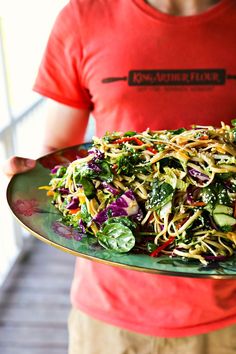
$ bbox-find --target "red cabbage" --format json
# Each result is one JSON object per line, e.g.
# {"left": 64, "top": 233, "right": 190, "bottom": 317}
{"left": 51, "top": 165, "right": 62, "bottom": 174}
{"left": 131, "top": 207, "right": 143, "bottom": 222}
{"left": 88, "top": 148, "right": 104, "bottom": 161}
{"left": 67, "top": 197, "right": 79, "bottom": 210}
{"left": 79, "top": 219, "right": 86, "bottom": 233}
{"left": 101, "top": 182, "right": 120, "bottom": 195}
{"left": 204, "top": 255, "right": 228, "bottom": 262}
{"left": 58, "top": 187, "right": 69, "bottom": 195}
{"left": 93, "top": 190, "right": 140, "bottom": 226}
{"left": 186, "top": 186, "right": 201, "bottom": 204}
{"left": 87, "top": 162, "right": 102, "bottom": 173}
{"left": 188, "top": 168, "right": 210, "bottom": 183}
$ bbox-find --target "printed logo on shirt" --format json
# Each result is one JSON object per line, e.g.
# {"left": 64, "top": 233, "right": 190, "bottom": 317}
{"left": 102, "top": 69, "right": 236, "bottom": 87}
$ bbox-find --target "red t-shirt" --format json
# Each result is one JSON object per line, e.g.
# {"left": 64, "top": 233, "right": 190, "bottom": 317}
{"left": 34, "top": 0, "right": 236, "bottom": 337}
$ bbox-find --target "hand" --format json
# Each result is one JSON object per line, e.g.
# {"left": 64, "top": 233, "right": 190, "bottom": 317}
{"left": 2, "top": 156, "right": 36, "bottom": 178}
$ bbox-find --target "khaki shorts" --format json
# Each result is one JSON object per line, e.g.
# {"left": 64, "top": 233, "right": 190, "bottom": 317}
{"left": 68, "top": 307, "right": 236, "bottom": 354}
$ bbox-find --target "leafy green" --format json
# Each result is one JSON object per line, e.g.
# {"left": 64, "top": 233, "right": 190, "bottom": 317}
{"left": 102, "top": 131, "right": 121, "bottom": 142}
{"left": 55, "top": 166, "right": 67, "bottom": 178}
{"left": 217, "top": 186, "right": 231, "bottom": 205}
{"left": 168, "top": 128, "right": 186, "bottom": 135}
{"left": 78, "top": 165, "right": 97, "bottom": 179}
{"left": 148, "top": 181, "right": 174, "bottom": 210}
{"left": 123, "top": 131, "right": 137, "bottom": 137}
{"left": 201, "top": 185, "right": 218, "bottom": 206}
{"left": 147, "top": 242, "right": 157, "bottom": 253}
{"left": 80, "top": 204, "right": 92, "bottom": 223}
{"left": 73, "top": 160, "right": 113, "bottom": 199}
{"left": 217, "top": 172, "right": 235, "bottom": 181}
{"left": 97, "top": 223, "right": 135, "bottom": 253}
{"left": 59, "top": 215, "right": 79, "bottom": 228}
{"left": 75, "top": 161, "right": 112, "bottom": 182}
{"left": 104, "top": 216, "right": 137, "bottom": 230}
{"left": 79, "top": 177, "right": 96, "bottom": 200}
{"left": 159, "top": 157, "right": 184, "bottom": 172}
{"left": 232, "top": 129, "right": 236, "bottom": 143}
{"left": 221, "top": 225, "right": 233, "bottom": 232}
{"left": 202, "top": 183, "right": 231, "bottom": 207}
{"left": 99, "top": 161, "right": 113, "bottom": 182}
{"left": 117, "top": 151, "right": 140, "bottom": 175}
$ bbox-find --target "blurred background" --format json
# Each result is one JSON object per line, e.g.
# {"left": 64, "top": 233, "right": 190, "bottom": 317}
{"left": 0, "top": 0, "right": 66, "bottom": 286}
{"left": 0, "top": 1, "right": 93, "bottom": 352}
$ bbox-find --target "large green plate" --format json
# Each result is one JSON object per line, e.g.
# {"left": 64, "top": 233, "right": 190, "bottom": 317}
{"left": 7, "top": 144, "right": 236, "bottom": 279}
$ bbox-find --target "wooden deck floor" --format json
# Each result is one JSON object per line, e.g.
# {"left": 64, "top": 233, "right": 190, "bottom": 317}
{"left": 0, "top": 238, "right": 75, "bottom": 354}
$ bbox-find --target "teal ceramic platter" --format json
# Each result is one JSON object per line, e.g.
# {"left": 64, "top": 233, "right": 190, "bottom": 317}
{"left": 7, "top": 144, "right": 236, "bottom": 279}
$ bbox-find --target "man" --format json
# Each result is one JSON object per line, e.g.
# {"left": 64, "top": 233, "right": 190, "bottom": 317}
{"left": 4, "top": 1, "right": 236, "bottom": 353}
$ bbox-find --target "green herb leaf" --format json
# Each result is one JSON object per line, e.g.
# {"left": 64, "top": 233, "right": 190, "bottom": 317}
{"left": 80, "top": 204, "right": 91, "bottom": 223}
{"left": 148, "top": 181, "right": 174, "bottom": 210}
{"left": 168, "top": 128, "right": 186, "bottom": 135}
{"left": 55, "top": 166, "right": 67, "bottom": 178}
{"left": 202, "top": 183, "right": 231, "bottom": 207}
{"left": 99, "top": 161, "right": 113, "bottom": 182}
{"left": 79, "top": 177, "right": 96, "bottom": 200}
{"left": 104, "top": 216, "right": 137, "bottom": 230}
{"left": 221, "top": 225, "right": 233, "bottom": 232}
{"left": 97, "top": 223, "right": 135, "bottom": 253}
{"left": 123, "top": 131, "right": 137, "bottom": 137}
{"left": 147, "top": 242, "right": 157, "bottom": 253}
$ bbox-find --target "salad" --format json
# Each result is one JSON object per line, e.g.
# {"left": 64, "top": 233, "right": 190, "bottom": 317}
{"left": 41, "top": 121, "right": 236, "bottom": 265}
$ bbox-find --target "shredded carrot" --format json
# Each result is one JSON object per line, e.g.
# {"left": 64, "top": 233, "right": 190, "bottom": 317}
{"left": 150, "top": 236, "right": 175, "bottom": 257}
{"left": 191, "top": 201, "right": 206, "bottom": 207}
{"left": 113, "top": 137, "right": 157, "bottom": 154}
{"left": 114, "top": 137, "right": 143, "bottom": 145}
{"left": 199, "top": 135, "right": 209, "bottom": 140}
{"left": 147, "top": 147, "right": 158, "bottom": 154}
{"left": 69, "top": 208, "right": 80, "bottom": 214}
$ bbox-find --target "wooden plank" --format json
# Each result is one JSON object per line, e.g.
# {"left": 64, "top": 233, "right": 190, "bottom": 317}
{"left": 16, "top": 261, "right": 73, "bottom": 274}
{"left": 0, "top": 290, "right": 70, "bottom": 306}
{"left": 0, "top": 325, "right": 68, "bottom": 346}
{"left": 0, "top": 305, "right": 70, "bottom": 325}
{"left": 27, "top": 238, "right": 75, "bottom": 255}
{"left": 0, "top": 301, "right": 70, "bottom": 309}
{"left": 20, "top": 250, "right": 76, "bottom": 265}
{"left": 33, "top": 240, "right": 76, "bottom": 255}
{"left": 19, "top": 240, "right": 76, "bottom": 262}
{"left": 19, "top": 263, "right": 75, "bottom": 277}
{"left": 9, "top": 275, "right": 73, "bottom": 290}
{"left": 3, "top": 284, "right": 71, "bottom": 296}
{"left": 0, "top": 347, "right": 67, "bottom": 354}
{"left": 0, "top": 237, "right": 74, "bottom": 353}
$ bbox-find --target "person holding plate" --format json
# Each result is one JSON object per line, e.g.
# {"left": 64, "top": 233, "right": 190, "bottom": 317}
{"left": 4, "top": 0, "right": 236, "bottom": 353}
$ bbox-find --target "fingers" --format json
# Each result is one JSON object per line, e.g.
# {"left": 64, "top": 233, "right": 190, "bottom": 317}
{"left": 2, "top": 156, "right": 36, "bottom": 178}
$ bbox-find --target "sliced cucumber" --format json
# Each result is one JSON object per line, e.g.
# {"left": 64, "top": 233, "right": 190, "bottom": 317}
{"left": 213, "top": 213, "right": 236, "bottom": 227}
{"left": 160, "top": 201, "right": 172, "bottom": 220}
{"left": 213, "top": 205, "right": 233, "bottom": 216}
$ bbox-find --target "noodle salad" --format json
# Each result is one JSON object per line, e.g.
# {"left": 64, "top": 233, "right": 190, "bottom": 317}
{"left": 41, "top": 121, "right": 236, "bottom": 265}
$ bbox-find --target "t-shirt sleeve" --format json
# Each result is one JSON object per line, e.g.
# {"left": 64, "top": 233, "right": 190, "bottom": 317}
{"left": 33, "top": 1, "right": 92, "bottom": 110}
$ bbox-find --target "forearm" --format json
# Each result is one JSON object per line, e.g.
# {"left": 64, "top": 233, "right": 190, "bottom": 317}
{"left": 3, "top": 100, "right": 91, "bottom": 178}
{"left": 41, "top": 99, "right": 90, "bottom": 154}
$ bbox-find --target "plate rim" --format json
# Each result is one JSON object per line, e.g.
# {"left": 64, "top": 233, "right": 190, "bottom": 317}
{"left": 6, "top": 143, "right": 236, "bottom": 280}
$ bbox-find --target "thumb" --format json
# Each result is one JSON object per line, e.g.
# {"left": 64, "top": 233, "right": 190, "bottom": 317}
{"left": 2, "top": 156, "right": 36, "bottom": 178}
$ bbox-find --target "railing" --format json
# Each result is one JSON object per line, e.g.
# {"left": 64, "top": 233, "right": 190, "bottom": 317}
{"left": 0, "top": 0, "right": 95, "bottom": 286}
{"left": 0, "top": 98, "right": 46, "bottom": 286}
